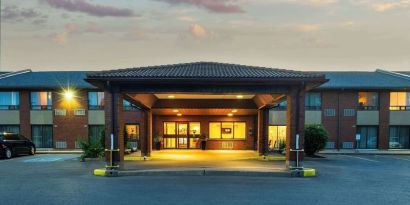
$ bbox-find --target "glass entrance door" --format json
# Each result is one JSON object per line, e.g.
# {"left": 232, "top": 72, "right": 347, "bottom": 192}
{"left": 177, "top": 123, "right": 188, "bottom": 148}
{"left": 163, "top": 121, "right": 200, "bottom": 149}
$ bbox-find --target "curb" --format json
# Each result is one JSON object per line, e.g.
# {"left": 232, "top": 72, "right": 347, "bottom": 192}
{"left": 290, "top": 168, "right": 316, "bottom": 177}
{"left": 93, "top": 168, "right": 290, "bottom": 177}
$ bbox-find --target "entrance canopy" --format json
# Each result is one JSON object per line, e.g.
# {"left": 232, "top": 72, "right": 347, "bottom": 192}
{"left": 85, "top": 62, "right": 327, "bottom": 167}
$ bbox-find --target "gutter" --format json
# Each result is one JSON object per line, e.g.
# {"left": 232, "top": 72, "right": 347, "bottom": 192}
{"left": 376, "top": 69, "right": 410, "bottom": 81}
{"left": 0, "top": 69, "right": 31, "bottom": 80}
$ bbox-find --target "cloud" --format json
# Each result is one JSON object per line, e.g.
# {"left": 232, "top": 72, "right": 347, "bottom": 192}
{"left": 178, "top": 16, "right": 196, "bottom": 22}
{"left": 52, "top": 32, "right": 68, "bottom": 44}
{"left": 295, "top": 24, "right": 321, "bottom": 32}
{"left": 372, "top": 1, "right": 410, "bottom": 12}
{"left": 45, "top": 0, "right": 137, "bottom": 17}
{"left": 156, "top": 0, "right": 244, "bottom": 13}
{"left": 1, "top": 5, "right": 47, "bottom": 23}
{"left": 190, "top": 24, "right": 207, "bottom": 39}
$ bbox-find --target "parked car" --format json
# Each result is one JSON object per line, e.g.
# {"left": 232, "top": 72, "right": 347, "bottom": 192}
{"left": 0, "top": 132, "right": 36, "bottom": 159}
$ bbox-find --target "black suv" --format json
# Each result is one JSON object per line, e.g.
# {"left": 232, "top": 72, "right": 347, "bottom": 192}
{"left": 0, "top": 132, "right": 36, "bottom": 159}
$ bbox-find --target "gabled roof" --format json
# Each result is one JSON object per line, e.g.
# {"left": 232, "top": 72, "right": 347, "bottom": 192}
{"left": 86, "top": 62, "right": 324, "bottom": 80}
{"left": 318, "top": 70, "right": 410, "bottom": 90}
{"left": 0, "top": 71, "right": 97, "bottom": 90}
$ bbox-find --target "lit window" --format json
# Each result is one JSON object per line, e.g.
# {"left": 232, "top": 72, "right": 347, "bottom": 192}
{"left": 209, "top": 123, "right": 221, "bottom": 139}
{"left": 390, "top": 92, "right": 410, "bottom": 110}
{"left": 358, "top": 92, "right": 379, "bottom": 110}
{"left": 209, "top": 122, "right": 246, "bottom": 140}
{"left": 0, "top": 92, "right": 19, "bottom": 110}
{"left": 88, "top": 92, "right": 105, "bottom": 110}
{"left": 189, "top": 122, "right": 200, "bottom": 135}
{"left": 31, "top": 92, "right": 52, "bottom": 110}
{"left": 164, "top": 122, "right": 176, "bottom": 135}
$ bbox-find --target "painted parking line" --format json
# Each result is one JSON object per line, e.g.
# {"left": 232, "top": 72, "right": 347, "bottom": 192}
{"left": 341, "top": 155, "right": 380, "bottom": 162}
{"left": 23, "top": 157, "right": 63, "bottom": 163}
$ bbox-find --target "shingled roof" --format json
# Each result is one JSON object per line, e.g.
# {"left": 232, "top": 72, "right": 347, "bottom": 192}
{"left": 86, "top": 62, "right": 324, "bottom": 80}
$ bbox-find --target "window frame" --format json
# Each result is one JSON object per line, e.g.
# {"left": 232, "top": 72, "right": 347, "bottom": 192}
{"left": 389, "top": 92, "right": 410, "bottom": 111}
{"left": 305, "top": 92, "right": 322, "bottom": 111}
{"left": 30, "top": 91, "right": 52, "bottom": 110}
{"left": 357, "top": 91, "right": 379, "bottom": 111}
{"left": 88, "top": 91, "right": 105, "bottom": 110}
{"left": 208, "top": 121, "right": 246, "bottom": 140}
{"left": 389, "top": 126, "right": 410, "bottom": 149}
{"left": 0, "top": 91, "right": 20, "bottom": 110}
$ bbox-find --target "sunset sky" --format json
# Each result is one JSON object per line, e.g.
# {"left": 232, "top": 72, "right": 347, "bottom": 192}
{"left": 1, "top": 0, "right": 410, "bottom": 71}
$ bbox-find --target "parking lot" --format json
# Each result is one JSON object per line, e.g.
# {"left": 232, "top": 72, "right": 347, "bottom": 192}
{"left": 1, "top": 154, "right": 409, "bottom": 205}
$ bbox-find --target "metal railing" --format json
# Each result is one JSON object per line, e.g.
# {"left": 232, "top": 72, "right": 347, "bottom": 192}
{"left": 0, "top": 105, "right": 19, "bottom": 110}
{"left": 389, "top": 106, "right": 410, "bottom": 111}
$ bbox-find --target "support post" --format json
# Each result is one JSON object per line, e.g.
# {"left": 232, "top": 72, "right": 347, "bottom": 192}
{"left": 141, "top": 109, "right": 152, "bottom": 157}
{"left": 257, "top": 107, "right": 269, "bottom": 156}
{"left": 286, "top": 86, "right": 306, "bottom": 168}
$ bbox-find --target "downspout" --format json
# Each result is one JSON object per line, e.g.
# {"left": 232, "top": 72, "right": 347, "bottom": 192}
{"left": 336, "top": 89, "right": 341, "bottom": 150}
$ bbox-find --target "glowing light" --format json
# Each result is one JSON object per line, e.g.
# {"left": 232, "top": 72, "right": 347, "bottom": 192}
{"left": 63, "top": 89, "right": 74, "bottom": 100}
{"left": 177, "top": 113, "right": 182, "bottom": 116}
{"left": 172, "top": 109, "right": 179, "bottom": 113}
{"left": 236, "top": 95, "right": 243, "bottom": 99}
{"left": 168, "top": 95, "right": 175, "bottom": 99}
{"left": 232, "top": 109, "right": 238, "bottom": 113}
{"left": 227, "top": 113, "right": 233, "bottom": 117}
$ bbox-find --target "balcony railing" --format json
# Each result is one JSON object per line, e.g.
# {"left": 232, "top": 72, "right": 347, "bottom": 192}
{"left": 0, "top": 105, "right": 19, "bottom": 110}
{"left": 305, "top": 106, "right": 321, "bottom": 111}
{"left": 88, "top": 105, "right": 104, "bottom": 110}
{"left": 389, "top": 106, "right": 410, "bottom": 111}
{"left": 357, "top": 105, "right": 379, "bottom": 111}
{"left": 31, "top": 105, "right": 52, "bottom": 110}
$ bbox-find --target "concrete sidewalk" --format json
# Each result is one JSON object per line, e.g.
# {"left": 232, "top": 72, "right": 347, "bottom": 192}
{"left": 319, "top": 149, "right": 410, "bottom": 155}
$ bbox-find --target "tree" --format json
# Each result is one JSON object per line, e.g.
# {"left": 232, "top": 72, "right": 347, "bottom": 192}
{"left": 304, "top": 124, "right": 329, "bottom": 156}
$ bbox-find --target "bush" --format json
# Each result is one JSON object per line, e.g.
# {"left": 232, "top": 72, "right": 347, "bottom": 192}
{"left": 79, "top": 130, "right": 105, "bottom": 160}
{"left": 304, "top": 124, "right": 329, "bottom": 156}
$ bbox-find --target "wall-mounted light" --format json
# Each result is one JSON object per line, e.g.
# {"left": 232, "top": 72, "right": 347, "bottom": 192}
{"left": 63, "top": 90, "right": 74, "bottom": 101}
{"left": 227, "top": 113, "right": 233, "bottom": 117}
{"left": 177, "top": 113, "right": 182, "bottom": 116}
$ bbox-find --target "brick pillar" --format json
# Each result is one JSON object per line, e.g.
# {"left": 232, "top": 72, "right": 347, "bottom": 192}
{"left": 20, "top": 91, "right": 31, "bottom": 138}
{"left": 286, "top": 87, "right": 305, "bottom": 168}
{"left": 104, "top": 89, "right": 123, "bottom": 166}
{"left": 257, "top": 108, "right": 269, "bottom": 156}
{"left": 141, "top": 109, "right": 152, "bottom": 157}
{"left": 379, "top": 91, "right": 390, "bottom": 149}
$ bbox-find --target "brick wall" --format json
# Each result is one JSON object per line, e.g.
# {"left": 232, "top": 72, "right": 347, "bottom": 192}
{"left": 53, "top": 90, "right": 88, "bottom": 149}
{"left": 19, "top": 91, "right": 31, "bottom": 138}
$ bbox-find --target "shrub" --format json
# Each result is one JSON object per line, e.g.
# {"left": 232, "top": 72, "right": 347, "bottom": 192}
{"left": 304, "top": 124, "right": 329, "bottom": 156}
{"left": 79, "top": 130, "right": 105, "bottom": 160}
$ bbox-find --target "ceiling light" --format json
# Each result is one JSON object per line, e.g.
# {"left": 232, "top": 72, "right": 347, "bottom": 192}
{"left": 236, "top": 95, "right": 243, "bottom": 99}
{"left": 168, "top": 95, "right": 175, "bottom": 99}
{"left": 232, "top": 109, "right": 238, "bottom": 113}
{"left": 227, "top": 113, "right": 233, "bottom": 117}
{"left": 172, "top": 109, "right": 179, "bottom": 113}
{"left": 177, "top": 113, "right": 182, "bottom": 116}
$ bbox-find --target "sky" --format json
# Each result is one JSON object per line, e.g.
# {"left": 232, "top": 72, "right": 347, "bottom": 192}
{"left": 1, "top": 0, "right": 410, "bottom": 72}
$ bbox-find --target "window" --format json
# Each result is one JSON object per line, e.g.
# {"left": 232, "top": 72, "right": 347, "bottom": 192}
{"left": 32, "top": 125, "right": 53, "bottom": 148}
{"left": 88, "top": 125, "right": 105, "bottom": 142}
{"left": 125, "top": 124, "right": 139, "bottom": 141}
{"left": 305, "top": 92, "right": 321, "bottom": 110}
{"left": 358, "top": 92, "right": 379, "bottom": 110}
{"left": 123, "top": 99, "right": 140, "bottom": 111}
{"left": 0, "top": 92, "right": 19, "bottom": 110}
{"left": 31, "top": 92, "right": 52, "bottom": 110}
{"left": 88, "top": 92, "right": 105, "bottom": 110}
{"left": 0, "top": 125, "right": 20, "bottom": 134}
{"left": 357, "top": 126, "right": 378, "bottom": 149}
{"left": 209, "top": 122, "right": 246, "bottom": 140}
{"left": 268, "top": 126, "right": 286, "bottom": 150}
{"left": 389, "top": 126, "right": 410, "bottom": 149}
{"left": 390, "top": 92, "right": 410, "bottom": 110}
{"left": 164, "top": 122, "right": 176, "bottom": 135}
{"left": 273, "top": 101, "right": 287, "bottom": 111}
{"left": 189, "top": 122, "right": 200, "bottom": 135}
